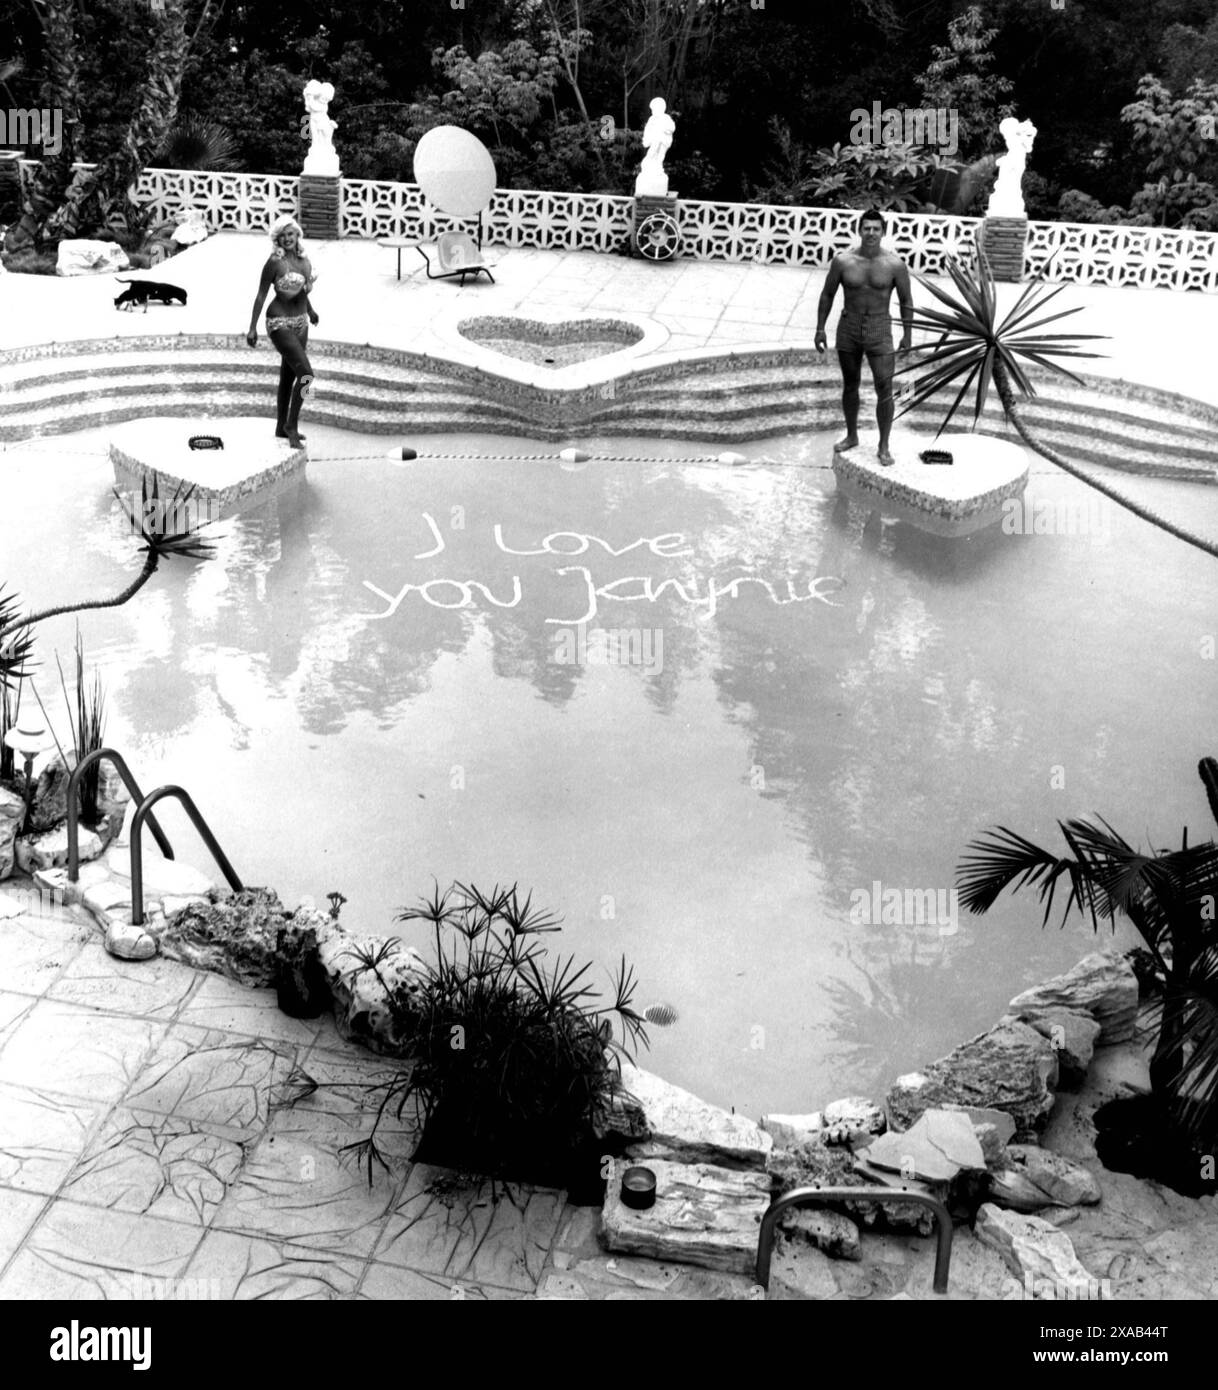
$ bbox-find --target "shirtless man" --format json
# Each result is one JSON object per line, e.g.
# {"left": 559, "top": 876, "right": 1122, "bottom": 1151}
{"left": 814, "top": 209, "right": 913, "bottom": 466}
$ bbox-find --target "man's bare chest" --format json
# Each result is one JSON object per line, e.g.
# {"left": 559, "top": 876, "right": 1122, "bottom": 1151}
{"left": 840, "top": 257, "right": 896, "bottom": 290}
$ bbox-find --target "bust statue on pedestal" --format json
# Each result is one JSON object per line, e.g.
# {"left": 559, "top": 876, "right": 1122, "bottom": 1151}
{"left": 302, "top": 79, "right": 340, "bottom": 177}
{"left": 634, "top": 98, "right": 676, "bottom": 198}
{"left": 986, "top": 117, "right": 1037, "bottom": 219}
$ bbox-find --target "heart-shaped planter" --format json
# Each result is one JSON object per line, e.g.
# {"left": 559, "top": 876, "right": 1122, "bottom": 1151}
{"left": 456, "top": 315, "right": 645, "bottom": 369}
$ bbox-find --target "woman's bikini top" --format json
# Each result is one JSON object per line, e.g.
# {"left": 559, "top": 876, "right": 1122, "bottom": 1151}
{"left": 269, "top": 253, "right": 314, "bottom": 298}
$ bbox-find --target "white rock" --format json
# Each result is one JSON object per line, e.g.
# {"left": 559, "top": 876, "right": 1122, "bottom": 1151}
{"left": 317, "top": 921, "right": 428, "bottom": 1054}
{"left": 83, "top": 877, "right": 137, "bottom": 916}
{"left": 864, "top": 1108, "right": 986, "bottom": 1182}
{"left": 104, "top": 920, "right": 158, "bottom": 961}
{"left": 104, "top": 846, "right": 214, "bottom": 898}
{"left": 0, "top": 890, "right": 25, "bottom": 918}
{"left": 975, "top": 1203, "right": 1098, "bottom": 1295}
{"left": 987, "top": 1145, "right": 1102, "bottom": 1211}
{"left": 17, "top": 824, "right": 104, "bottom": 874}
{"left": 761, "top": 1112, "right": 824, "bottom": 1147}
{"left": 619, "top": 1061, "right": 772, "bottom": 1170}
{"left": 1008, "top": 951, "right": 1138, "bottom": 1045}
{"left": 56, "top": 239, "right": 130, "bottom": 276}
{"left": 823, "top": 1096, "right": 886, "bottom": 1135}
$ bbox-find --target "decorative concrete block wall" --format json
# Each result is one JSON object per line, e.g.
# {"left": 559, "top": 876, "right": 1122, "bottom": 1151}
{"left": 18, "top": 161, "right": 1218, "bottom": 293}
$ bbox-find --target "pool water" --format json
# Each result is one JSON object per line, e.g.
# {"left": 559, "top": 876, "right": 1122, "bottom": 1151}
{"left": 10, "top": 424, "right": 1215, "bottom": 1118}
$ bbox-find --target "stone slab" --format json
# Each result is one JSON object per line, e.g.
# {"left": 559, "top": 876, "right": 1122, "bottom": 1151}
{"left": 1008, "top": 951, "right": 1138, "bottom": 1045}
{"left": 109, "top": 416, "right": 307, "bottom": 513}
{"left": 975, "top": 1203, "right": 1099, "bottom": 1295}
{"left": 619, "top": 1061, "right": 772, "bottom": 1170}
{"left": 601, "top": 1157, "right": 771, "bottom": 1276}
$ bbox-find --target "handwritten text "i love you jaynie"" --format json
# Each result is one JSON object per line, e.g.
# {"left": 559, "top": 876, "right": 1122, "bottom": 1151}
{"left": 362, "top": 515, "right": 844, "bottom": 625}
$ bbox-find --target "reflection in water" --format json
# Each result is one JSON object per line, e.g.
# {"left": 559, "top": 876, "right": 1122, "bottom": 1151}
{"left": 9, "top": 428, "right": 1207, "bottom": 1115}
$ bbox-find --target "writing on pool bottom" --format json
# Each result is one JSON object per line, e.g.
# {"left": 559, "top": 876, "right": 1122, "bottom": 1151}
{"left": 49, "top": 1321, "right": 151, "bottom": 1372}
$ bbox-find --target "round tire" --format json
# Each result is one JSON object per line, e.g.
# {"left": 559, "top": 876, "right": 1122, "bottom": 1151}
{"left": 634, "top": 211, "right": 679, "bottom": 262}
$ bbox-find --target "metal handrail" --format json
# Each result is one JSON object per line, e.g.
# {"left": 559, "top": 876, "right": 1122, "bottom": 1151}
{"left": 66, "top": 747, "right": 174, "bottom": 881}
{"left": 756, "top": 1185, "right": 954, "bottom": 1295}
{"left": 130, "top": 786, "right": 243, "bottom": 926}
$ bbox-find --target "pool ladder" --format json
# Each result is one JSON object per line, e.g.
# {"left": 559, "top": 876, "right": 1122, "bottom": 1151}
{"left": 756, "top": 1185, "right": 954, "bottom": 1296}
{"left": 65, "top": 748, "right": 243, "bottom": 925}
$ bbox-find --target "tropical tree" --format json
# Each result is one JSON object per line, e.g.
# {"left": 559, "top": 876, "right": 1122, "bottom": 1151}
{"left": 915, "top": 3, "right": 1015, "bottom": 161}
{"left": 3, "top": 0, "right": 82, "bottom": 253}
{"left": 4, "top": 0, "right": 209, "bottom": 252}
{"left": 44, "top": 0, "right": 190, "bottom": 242}
{"left": 957, "top": 759, "right": 1218, "bottom": 1150}
{"left": 0, "top": 474, "right": 216, "bottom": 647}
{"left": 894, "top": 252, "right": 1218, "bottom": 561}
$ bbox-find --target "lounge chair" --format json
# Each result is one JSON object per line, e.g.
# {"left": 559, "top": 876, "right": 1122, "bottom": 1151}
{"left": 416, "top": 231, "right": 495, "bottom": 286}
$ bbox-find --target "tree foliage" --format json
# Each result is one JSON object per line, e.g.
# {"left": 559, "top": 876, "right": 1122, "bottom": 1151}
{"left": 3, "top": 1, "right": 1218, "bottom": 226}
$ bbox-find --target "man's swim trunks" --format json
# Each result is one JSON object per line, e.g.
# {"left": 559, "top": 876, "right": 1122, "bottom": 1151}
{"left": 835, "top": 310, "right": 894, "bottom": 355}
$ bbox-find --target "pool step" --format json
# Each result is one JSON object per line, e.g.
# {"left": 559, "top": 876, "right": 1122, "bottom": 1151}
{"left": 0, "top": 338, "right": 1214, "bottom": 475}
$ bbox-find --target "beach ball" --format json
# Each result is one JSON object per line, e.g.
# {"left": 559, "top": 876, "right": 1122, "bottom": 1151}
{"left": 413, "top": 127, "right": 497, "bottom": 218}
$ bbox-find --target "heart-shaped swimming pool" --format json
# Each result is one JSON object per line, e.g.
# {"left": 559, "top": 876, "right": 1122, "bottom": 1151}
{"left": 457, "top": 315, "right": 645, "bottom": 368}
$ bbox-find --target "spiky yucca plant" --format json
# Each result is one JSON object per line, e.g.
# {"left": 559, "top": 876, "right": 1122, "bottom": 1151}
{"left": 896, "top": 250, "right": 1218, "bottom": 559}
{"left": 0, "top": 472, "right": 216, "bottom": 645}
{"left": 957, "top": 760, "right": 1218, "bottom": 1150}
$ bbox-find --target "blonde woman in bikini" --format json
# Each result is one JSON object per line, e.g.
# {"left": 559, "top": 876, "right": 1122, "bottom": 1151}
{"left": 246, "top": 215, "right": 319, "bottom": 447}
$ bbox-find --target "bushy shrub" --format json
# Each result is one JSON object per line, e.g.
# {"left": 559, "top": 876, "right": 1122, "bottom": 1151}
{"left": 343, "top": 882, "right": 648, "bottom": 1187}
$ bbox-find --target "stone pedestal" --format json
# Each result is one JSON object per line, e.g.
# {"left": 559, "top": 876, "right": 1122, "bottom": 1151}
{"left": 298, "top": 175, "right": 340, "bottom": 240}
{"left": 110, "top": 417, "right": 307, "bottom": 517}
{"left": 831, "top": 428, "right": 1030, "bottom": 537}
{"left": 632, "top": 194, "right": 680, "bottom": 261}
{"left": 981, "top": 217, "right": 1028, "bottom": 282}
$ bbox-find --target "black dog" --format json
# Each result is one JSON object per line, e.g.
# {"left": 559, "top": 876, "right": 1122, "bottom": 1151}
{"left": 114, "top": 279, "right": 188, "bottom": 312}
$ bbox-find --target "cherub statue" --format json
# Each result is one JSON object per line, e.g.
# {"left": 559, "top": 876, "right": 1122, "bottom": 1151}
{"left": 634, "top": 97, "right": 676, "bottom": 198}
{"left": 986, "top": 117, "right": 1037, "bottom": 219}
{"left": 302, "top": 79, "right": 339, "bottom": 177}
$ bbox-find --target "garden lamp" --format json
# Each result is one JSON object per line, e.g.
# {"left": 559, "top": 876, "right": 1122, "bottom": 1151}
{"left": 3, "top": 723, "right": 55, "bottom": 835}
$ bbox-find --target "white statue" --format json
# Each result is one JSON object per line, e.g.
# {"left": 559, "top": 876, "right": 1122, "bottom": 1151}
{"left": 634, "top": 97, "right": 676, "bottom": 198}
{"left": 302, "top": 79, "right": 340, "bottom": 177}
{"left": 986, "top": 116, "right": 1037, "bottom": 219}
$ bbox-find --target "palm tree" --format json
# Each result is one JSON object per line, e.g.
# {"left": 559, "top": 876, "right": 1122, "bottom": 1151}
{"left": 5, "top": 0, "right": 204, "bottom": 252}
{"left": 896, "top": 251, "right": 1218, "bottom": 560}
{"left": 45, "top": 0, "right": 190, "bottom": 242}
{"left": 2, "top": 0, "right": 81, "bottom": 254}
{"left": 956, "top": 759, "right": 1218, "bottom": 1150}
{"left": 0, "top": 473, "right": 215, "bottom": 644}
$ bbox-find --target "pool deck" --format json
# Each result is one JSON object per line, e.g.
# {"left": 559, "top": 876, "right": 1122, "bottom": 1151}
{"left": 2, "top": 236, "right": 1218, "bottom": 1300}
{"left": 3, "top": 232, "right": 1217, "bottom": 408}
